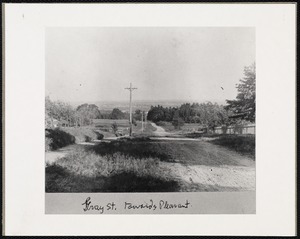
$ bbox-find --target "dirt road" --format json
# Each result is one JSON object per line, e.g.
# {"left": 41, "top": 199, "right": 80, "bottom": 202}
{"left": 150, "top": 122, "right": 170, "bottom": 136}
{"left": 46, "top": 125, "right": 255, "bottom": 191}
{"left": 161, "top": 162, "right": 255, "bottom": 191}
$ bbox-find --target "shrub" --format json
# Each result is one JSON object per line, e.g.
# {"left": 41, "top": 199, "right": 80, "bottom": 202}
{"left": 221, "top": 125, "right": 228, "bottom": 134}
{"left": 85, "top": 135, "right": 92, "bottom": 142}
{"left": 45, "top": 128, "right": 76, "bottom": 150}
{"left": 94, "top": 131, "right": 104, "bottom": 140}
{"left": 156, "top": 121, "right": 167, "bottom": 126}
{"left": 233, "top": 124, "right": 243, "bottom": 134}
{"left": 62, "top": 126, "right": 100, "bottom": 143}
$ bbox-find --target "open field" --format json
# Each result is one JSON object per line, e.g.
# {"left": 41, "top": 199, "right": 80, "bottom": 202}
{"left": 86, "top": 138, "right": 254, "bottom": 166}
{"left": 93, "top": 119, "right": 130, "bottom": 127}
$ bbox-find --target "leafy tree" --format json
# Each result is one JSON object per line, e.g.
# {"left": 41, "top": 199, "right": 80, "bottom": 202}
{"left": 225, "top": 63, "right": 256, "bottom": 122}
{"left": 133, "top": 109, "right": 142, "bottom": 121}
{"left": 110, "top": 108, "right": 125, "bottom": 120}
{"left": 172, "top": 110, "right": 185, "bottom": 129}
{"left": 45, "top": 97, "right": 76, "bottom": 128}
{"left": 76, "top": 103, "right": 101, "bottom": 126}
{"left": 147, "top": 102, "right": 230, "bottom": 127}
{"left": 179, "top": 103, "right": 196, "bottom": 123}
{"left": 147, "top": 105, "right": 175, "bottom": 123}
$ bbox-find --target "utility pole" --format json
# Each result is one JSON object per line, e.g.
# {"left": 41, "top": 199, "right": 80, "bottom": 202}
{"left": 141, "top": 111, "right": 144, "bottom": 132}
{"left": 125, "top": 83, "right": 137, "bottom": 136}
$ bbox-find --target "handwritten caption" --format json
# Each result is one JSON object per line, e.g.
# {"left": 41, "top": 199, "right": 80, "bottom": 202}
{"left": 82, "top": 197, "right": 191, "bottom": 213}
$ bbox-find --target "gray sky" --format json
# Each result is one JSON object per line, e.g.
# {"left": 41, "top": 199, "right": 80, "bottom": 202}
{"left": 46, "top": 27, "right": 255, "bottom": 104}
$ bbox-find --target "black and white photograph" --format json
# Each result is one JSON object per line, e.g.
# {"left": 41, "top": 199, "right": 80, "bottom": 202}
{"left": 45, "top": 27, "right": 256, "bottom": 195}
{"left": 4, "top": 3, "right": 296, "bottom": 236}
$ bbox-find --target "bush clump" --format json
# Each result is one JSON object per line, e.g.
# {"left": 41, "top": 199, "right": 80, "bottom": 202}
{"left": 95, "top": 131, "right": 104, "bottom": 140}
{"left": 45, "top": 128, "right": 76, "bottom": 151}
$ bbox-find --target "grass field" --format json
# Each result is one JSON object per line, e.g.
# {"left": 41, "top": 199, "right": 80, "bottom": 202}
{"left": 93, "top": 119, "right": 130, "bottom": 127}
{"left": 156, "top": 121, "right": 203, "bottom": 133}
{"left": 209, "top": 135, "right": 255, "bottom": 159}
{"left": 87, "top": 138, "right": 254, "bottom": 166}
{"left": 185, "top": 133, "right": 255, "bottom": 159}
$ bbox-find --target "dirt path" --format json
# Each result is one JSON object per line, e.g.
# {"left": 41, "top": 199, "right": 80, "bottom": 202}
{"left": 150, "top": 122, "right": 170, "bottom": 136}
{"left": 148, "top": 131, "right": 255, "bottom": 191}
{"left": 45, "top": 143, "right": 97, "bottom": 164}
{"left": 45, "top": 144, "right": 77, "bottom": 164}
{"left": 150, "top": 137, "right": 201, "bottom": 141}
{"left": 160, "top": 162, "right": 255, "bottom": 191}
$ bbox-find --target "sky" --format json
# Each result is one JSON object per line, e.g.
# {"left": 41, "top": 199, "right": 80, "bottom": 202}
{"left": 46, "top": 27, "right": 255, "bottom": 104}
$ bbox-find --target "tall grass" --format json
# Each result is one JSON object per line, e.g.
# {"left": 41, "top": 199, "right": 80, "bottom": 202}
{"left": 88, "top": 139, "right": 175, "bottom": 162}
{"left": 210, "top": 135, "right": 255, "bottom": 159}
{"left": 55, "top": 148, "right": 165, "bottom": 178}
{"left": 46, "top": 148, "right": 178, "bottom": 192}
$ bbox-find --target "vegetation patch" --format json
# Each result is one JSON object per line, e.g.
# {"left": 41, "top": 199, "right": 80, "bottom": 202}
{"left": 209, "top": 135, "right": 255, "bottom": 159}
{"left": 184, "top": 132, "right": 225, "bottom": 138}
{"left": 46, "top": 148, "right": 178, "bottom": 192}
{"left": 62, "top": 126, "right": 103, "bottom": 143}
{"left": 45, "top": 126, "right": 106, "bottom": 151}
{"left": 87, "top": 139, "right": 254, "bottom": 166}
{"left": 45, "top": 128, "right": 76, "bottom": 151}
{"left": 89, "top": 139, "right": 174, "bottom": 162}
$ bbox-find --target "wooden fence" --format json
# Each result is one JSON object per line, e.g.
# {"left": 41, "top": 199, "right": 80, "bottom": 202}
{"left": 214, "top": 124, "right": 255, "bottom": 135}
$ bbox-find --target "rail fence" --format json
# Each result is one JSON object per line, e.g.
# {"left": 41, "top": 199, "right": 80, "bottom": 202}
{"left": 214, "top": 124, "right": 255, "bottom": 135}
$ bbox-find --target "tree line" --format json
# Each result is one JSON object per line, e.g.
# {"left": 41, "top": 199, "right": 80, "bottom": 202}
{"left": 46, "top": 98, "right": 100, "bottom": 128}
{"left": 45, "top": 98, "right": 136, "bottom": 128}
{"left": 46, "top": 63, "right": 255, "bottom": 129}
{"left": 147, "top": 63, "right": 256, "bottom": 129}
{"left": 147, "top": 102, "right": 231, "bottom": 129}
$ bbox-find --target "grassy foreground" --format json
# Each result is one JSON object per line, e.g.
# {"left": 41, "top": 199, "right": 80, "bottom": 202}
{"left": 46, "top": 137, "right": 255, "bottom": 192}
{"left": 185, "top": 133, "right": 255, "bottom": 159}
{"left": 86, "top": 137, "right": 254, "bottom": 166}
{"left": 46, "top": 148, "right": 178, "bottom": 192}
{"left": 210, "top": 135, "right": 255, "bottom": 159}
